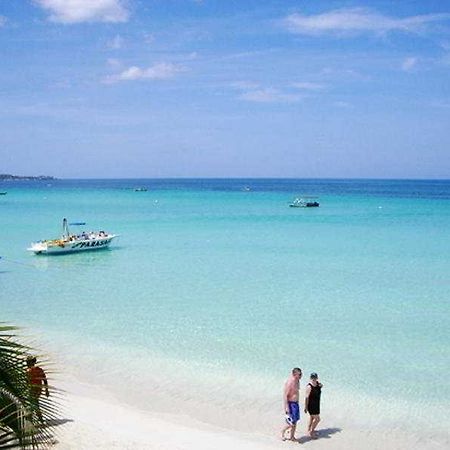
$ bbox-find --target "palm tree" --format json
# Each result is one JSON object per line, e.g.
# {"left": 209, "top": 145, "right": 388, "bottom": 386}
{"left": 0, "top": 324, "right": 60, "bottom": 448}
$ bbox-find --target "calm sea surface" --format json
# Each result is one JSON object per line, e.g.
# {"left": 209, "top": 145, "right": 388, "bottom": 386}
{"left": 1, "top": 179, "right": 449, "bottom": 437}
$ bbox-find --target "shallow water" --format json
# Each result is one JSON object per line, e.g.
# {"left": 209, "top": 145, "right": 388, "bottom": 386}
{"left": 1, "top": 179, "right": 449, "bottom": 437}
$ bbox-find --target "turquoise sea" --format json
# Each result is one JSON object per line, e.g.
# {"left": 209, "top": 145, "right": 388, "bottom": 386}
{"left": 1, "top": 179, "right": 449, "bottom": 440}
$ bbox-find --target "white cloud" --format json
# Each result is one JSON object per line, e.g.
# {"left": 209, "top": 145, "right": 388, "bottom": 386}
{"left": 401, "top": 57, "right": 418, "bottom": 71}
{"left": 35, "top": 0, "right": 129, "bottom": 24}
{"left": 291, "top": 82, "right": 326, "bottom": 90}
{"left": 0, "top": 16, "right": 6, "bottom": 27}
{"left": 285, "top": 7, "right": 450, "bottom": 36}
{"left": 104, "top": 62, "right": 186, "bottom": 83}
{"left": 239, "top": 88, "right": 300, "bottom": 103}
{"left": 232, "top": 82, "right": 305, "bottom": 103}
{"left": 107, "top": 35, "right": 124, "bottom": 49}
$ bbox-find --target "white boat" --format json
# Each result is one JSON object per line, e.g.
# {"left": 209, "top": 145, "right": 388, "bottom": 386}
{"left": 289, "top": 197, "right": 320, "bottom": 208}
{"left": 28, "top": 218, "right": 117, "bottom": 255}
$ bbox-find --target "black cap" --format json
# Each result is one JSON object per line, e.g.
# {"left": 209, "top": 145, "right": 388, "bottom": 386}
{"left": 310, "top": 372, "right": 318, "bottom": 379}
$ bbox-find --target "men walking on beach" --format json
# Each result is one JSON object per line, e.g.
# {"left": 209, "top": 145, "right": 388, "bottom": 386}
{"left": 26, "top": 356, "right": 49, "bottom": 421}
{"left": 281, "top": 367, "right": 302, "bottom": 441}
{"left": 304, "top": 372, "right": 322, "bottom": 438}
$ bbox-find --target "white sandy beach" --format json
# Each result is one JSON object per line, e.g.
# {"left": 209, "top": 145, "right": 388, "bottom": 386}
{"left": 53, "top": 377, "right": 447, "bottom": 450}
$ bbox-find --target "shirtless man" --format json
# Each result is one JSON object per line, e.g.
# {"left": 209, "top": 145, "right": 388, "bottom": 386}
{"left": 281, "top": 367, "right": 302, "bottom": 441}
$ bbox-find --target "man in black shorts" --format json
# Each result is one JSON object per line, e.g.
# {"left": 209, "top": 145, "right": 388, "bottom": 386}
{"left": 304, "top": 372, "right": 322, "bottom": 438}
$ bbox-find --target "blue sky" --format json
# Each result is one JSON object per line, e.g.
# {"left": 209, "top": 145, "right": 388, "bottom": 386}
{"left": 1, "top": 0, "right": 449, "bottom": 178}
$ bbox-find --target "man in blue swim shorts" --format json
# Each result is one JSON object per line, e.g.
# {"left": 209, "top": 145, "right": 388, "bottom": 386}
{"left": 281, "top": 367, "right": 302, "bottom": 441}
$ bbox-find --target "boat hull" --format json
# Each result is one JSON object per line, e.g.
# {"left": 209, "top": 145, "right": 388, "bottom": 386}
{"left": 28, "top": 235, "right": 117, "bottom": 255}
{"left": 289, "top": 202, "right": 320, "bottom": 208}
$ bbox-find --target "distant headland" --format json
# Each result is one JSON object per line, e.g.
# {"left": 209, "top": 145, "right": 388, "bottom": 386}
{"left": 0, "top": 174, "right": 56, "bottom": 180}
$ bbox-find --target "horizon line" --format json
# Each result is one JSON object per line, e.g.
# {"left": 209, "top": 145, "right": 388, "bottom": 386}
{"left": 43, "top": 176, "right": 450, "bottom": 181}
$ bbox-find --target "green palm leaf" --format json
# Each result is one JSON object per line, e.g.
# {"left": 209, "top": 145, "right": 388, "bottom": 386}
{"left": 0, "top": 323, "right": 62, "bottom": 448}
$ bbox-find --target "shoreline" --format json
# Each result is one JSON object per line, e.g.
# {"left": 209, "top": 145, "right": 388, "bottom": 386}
{"left": 21, "top": 329, "right": 449, "bottom": 450}
{"left": 9, "top": 325, "right": 450, "bottom": 450}
{"left": 47, "top": 360, "right": 448, "bottom": 450}
{"left": 43, "top": 330, "right": 448, "bottom": 434}
{"left": 54, "top": 375, "right": 447, "bottom": 450}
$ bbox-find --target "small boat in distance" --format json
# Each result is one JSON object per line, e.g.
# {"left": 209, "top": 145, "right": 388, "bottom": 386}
{"left": 289, "top": 197, "right": 320, "bottom": 208}
{"left": 134, "top": 187, "right": 148, "bottom": 192}
{"left": 28, "top": 218, "right": 117, "bottom": 255}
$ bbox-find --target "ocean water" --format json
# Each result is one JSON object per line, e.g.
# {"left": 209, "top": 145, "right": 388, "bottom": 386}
{"left": 1, "top": 179, "right": 449, "bottom": 439}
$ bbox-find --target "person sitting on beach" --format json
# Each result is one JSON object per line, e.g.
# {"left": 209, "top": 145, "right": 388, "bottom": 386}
{"left": 26, "top": 356, "right": 49, "bottom": 420}
{"left": 304, "top": 372, "right": 322, "bottom": 438}
{"left": 281, "top": 367, "right": 302, "bottom": 441}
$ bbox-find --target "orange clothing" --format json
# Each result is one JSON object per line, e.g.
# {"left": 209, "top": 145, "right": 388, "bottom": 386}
{"left": 27, "top": 366, "right": 46, "bottom": 397}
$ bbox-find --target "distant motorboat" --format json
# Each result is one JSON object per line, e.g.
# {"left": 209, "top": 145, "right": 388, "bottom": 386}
{"left": 28, "top": 218, "right": 117, "bottom": 255}
{"left": 134, "top": 187, "right": 148, "bottom": 192}
{"left": 289, "top": 197, "right": 320, "bottom": 208}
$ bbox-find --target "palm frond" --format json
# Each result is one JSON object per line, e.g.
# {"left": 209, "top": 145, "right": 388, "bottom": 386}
{"left": 0, "top": 324, "right": 62, "bottom": 449}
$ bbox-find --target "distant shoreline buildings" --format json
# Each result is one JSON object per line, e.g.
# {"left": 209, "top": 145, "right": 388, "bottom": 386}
{"left": 0, "top": 174, "right": 56, "bottom": 180}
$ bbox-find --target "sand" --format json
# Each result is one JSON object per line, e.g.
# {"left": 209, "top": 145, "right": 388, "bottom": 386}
{"left": 53, "top": 377, "right": 447, "bottom": 450}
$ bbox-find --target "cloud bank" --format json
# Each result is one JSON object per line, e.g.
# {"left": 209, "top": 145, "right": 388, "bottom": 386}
{"left": 35, "top": 0, "right": 129, "bottom": 23}
{"left": 285, "top": 7, "right": 450, "bottom": 36}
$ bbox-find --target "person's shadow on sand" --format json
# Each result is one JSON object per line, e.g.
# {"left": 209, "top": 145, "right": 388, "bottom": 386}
{"left": 295, "top": 427, "right": 342, "bottom": 444}
{"left": 45, "top": 418, "right": 74, "bottom": 427}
